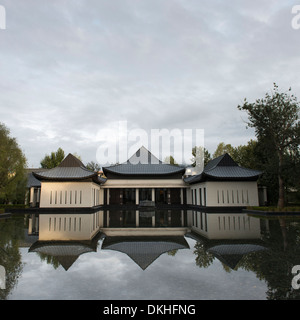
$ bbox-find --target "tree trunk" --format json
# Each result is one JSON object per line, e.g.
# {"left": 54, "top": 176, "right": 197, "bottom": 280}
{"left": 277, "top": 152, "right": 285, "bottom": 209}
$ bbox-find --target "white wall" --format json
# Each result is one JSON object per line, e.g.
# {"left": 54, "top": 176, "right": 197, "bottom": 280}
{"left": 40, "top": 181, "right": 102, "bottom": 208}
{"left": 38, "top": 211, "right": 103, "bottom": 240}
{"left": 189, "top": 211, "right": 261, "bottom": 239}
{"left": 189, "top": 181, "right": 259, "bottom": 206}
{"left": 102, "top": 178, "right": 187, "bottom": 188}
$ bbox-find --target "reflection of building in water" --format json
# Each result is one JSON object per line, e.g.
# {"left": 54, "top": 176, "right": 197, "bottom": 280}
{"left": 188, "top": 211, "right": 261, "bottom": 239}
{"left": 28, "top": 212, "right": 103, "bottom": 270}
{"left": 34, "top": 211, "right": 102, "bottom": 241}
{"left": 188, "top": 211, "right": 267, "bottom": 270}
{"left": 28, "top": 210, "right": 190, "bottom": 271}
{"left": 103, "top": 209, "right": 186, "bottom": 229}
{"left": 102, "top": 236, "right": 189, "bottom": 270}
{"left": 29, "top": 237, "right": 100, "bottom": 271}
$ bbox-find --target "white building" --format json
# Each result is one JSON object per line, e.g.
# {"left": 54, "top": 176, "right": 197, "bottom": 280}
{"left": 184, "top": 153, "right": 261, "bottom": 207}
{"left": 33, "top": 153, "right": 106, "bottom": 208}
{"left": 33, "top": 148, "right": 262, "bottom": 209}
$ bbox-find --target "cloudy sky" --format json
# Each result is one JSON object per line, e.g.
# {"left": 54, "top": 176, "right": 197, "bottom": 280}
{"left": 0, "top": 0, "right": 299, "bottom": 167}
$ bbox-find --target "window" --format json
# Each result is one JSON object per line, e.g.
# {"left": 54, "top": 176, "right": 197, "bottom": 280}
{"left": 199, "top": 188, "right": 202, "bottom": 206}
{"left": 50, "top": 191, "right": 52, "bottom": 205}
{"left": 70, "top": 191, "right": 72, "bottom": 204}
{"left": 80, "top": 190, "right": 82, "bottom": 204}
{"left": 75, "top": 190, "right": 77, "bottom": 204}
{"left": 217, "top": 190, "right": 219, "bottom": 204}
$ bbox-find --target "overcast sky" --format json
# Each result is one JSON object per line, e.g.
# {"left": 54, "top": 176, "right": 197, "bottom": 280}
{"left": 0, "top": 0, "right": 299, "bottom": 167}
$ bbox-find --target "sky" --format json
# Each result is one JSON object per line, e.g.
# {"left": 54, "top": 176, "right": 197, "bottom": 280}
{"left": 0, "top": 0, "right": 299, "bottom": 167}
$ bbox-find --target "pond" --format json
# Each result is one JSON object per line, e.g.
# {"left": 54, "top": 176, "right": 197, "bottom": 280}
{"left": 0, "top": 209, "right": 300, "bottom": 300}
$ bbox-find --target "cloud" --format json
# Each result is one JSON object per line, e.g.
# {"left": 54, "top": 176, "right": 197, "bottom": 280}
{"left": 0, "top": 0, "right": 298, "bottom": 166}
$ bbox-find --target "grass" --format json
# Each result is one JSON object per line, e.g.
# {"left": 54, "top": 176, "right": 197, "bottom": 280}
{"left": 247, "top": 206, "right": 300, "bottom": 212}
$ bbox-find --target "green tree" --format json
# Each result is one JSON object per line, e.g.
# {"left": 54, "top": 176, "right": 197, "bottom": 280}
{"left": 164, "top": 155, "right": 178, "bottom": 165}
{"left": 86, "top": 161, "right": 101, "bottom": 172}
{"left": 213, "top": 142, "right": 236, "bottom": 159}
{"left": 0, "top": 123, "right": 27, "bottom": 204}
{"left": 238, "top": 83, "right": 300, "bottom": 208}
{"left": 40, "top": 148, "right": 65, "bottom": 169}
{"left": 191, "top": 146, "right": 211, "bottom": 167}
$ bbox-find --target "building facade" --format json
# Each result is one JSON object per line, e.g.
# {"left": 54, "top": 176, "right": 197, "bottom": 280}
{"left": 33, "top": 148, "right": 262, "bottom": 209}
{"left": 33, "top": 153, "right": 106, "bottom": 208}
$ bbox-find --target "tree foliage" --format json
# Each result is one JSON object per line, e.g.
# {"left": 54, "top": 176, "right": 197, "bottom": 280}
{"left": 0, "top": 123, "right": 27, "bottom": 204}
{"left": 40, "top": 148, "right": 65, "bottom": 169}
{"left": 86, "top": 161, "right": 101, "bottom": 172}
{"left": 238, "top": 83, "right": 300, "bottom": 208}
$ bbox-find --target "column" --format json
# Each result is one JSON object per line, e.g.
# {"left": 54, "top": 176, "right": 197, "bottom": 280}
{"left": 107, "top": 188, "right": 110, "bottom": 205}
{"left": 136, "top": 210, "right": 139, "bottom": 227}
{"left": 135, "top": 188, "right": 139, "bottom": 205}
{"left": 180, "top": 188, "right": 184, "bottom": 205}
{"left": 152, "top": 188, "right": 155, "bottom": 203}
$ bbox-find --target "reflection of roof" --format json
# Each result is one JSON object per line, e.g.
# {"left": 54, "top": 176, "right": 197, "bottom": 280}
{"left": 208, "top": 244, "right": 267, "bottom": 270}
{"left": 184, "top": 153, "right": 262, "bottom": 184}
{"left": 102, "top": 236, "right": 190, "bottom": 270}
{"left": 103, "top": 147, "right": 185, "bottom": 177}
{"left": 29, "top": 238, "right": 99, "bottom": 270}
{"left": 33, "top": 154, "right": 106, "bottom": 184}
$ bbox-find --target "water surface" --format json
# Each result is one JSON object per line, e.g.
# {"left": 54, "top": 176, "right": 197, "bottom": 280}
{"left": 1, "top": 209, "right": 300, "bottom": 300}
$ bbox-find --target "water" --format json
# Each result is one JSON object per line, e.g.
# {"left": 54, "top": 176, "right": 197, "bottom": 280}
{"left": 1, "top": 209, "right": 300, "bottom": 300}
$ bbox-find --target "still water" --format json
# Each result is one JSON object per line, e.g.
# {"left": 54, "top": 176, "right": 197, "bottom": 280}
{"left": 1, "top": 209, "right": 300, "bottom": 300}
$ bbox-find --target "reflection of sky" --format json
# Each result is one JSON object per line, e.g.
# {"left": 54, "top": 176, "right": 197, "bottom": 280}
{"left": 9, "top": 238, "right": 267, "bottom": 300}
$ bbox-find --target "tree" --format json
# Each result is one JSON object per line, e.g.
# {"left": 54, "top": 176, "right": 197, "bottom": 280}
{"left": 191, "top": 146, "right": 211, "bottom": 167}
{"left": 238, "top": 83, "right": 300, "bottom": 208}
{"left": 40, "top": 148, "right": 65, "bottom": 169}
{"left": 213, "top": 142, "right": 236, "bottom": 159}
{"left": 164, "top": 155, "right": 178, "bottom": 165}
{"left": 0, "top": 123, "right": 27, "bottom": 204}
{"left": 86, "top": 161, "right": 101, "bottom": 172}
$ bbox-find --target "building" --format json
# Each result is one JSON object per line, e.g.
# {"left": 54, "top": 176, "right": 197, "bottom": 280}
{"left": 33, "top": 153, "right": 106, "bottom": 208}
{"left": 184, "top": 153, "right": 262, "bottom": 207}
{"left": 102, "top": 146, "right": 187, "bottom": 205}
{"left": 32, "top": 147, "right": 262, "bottom": 209}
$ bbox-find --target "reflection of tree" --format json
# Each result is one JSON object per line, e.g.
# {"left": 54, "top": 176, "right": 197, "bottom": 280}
{"left": 236, "top": 218, "right": 300, "bottom": 300}
{"left": 167, "top": 249, "right": 178, "bottom": 256}
{"left": 193, "top": 241, "right": 214, "bottom": 268}
{"left": 192, "top": 218, "right": 300, "bottom": 300}
{"left": 36, "top": 253, "right": 60, "bottom": 269}
{"left": 257, "top": 218, "right": 300, "bottom": 300}
{"left": 0, "top": 216, "right": 24, "bottom": 300}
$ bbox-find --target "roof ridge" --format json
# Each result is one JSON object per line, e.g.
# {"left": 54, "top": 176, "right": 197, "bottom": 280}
{"left": 58, "top": 153, "right": 86, "bottom": 168}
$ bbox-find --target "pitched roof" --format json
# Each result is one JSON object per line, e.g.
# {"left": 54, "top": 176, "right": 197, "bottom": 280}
{"left": 33, "top": 153, "right": 106, "bottom": 184}
{"left": 103, "top": 146, "right": 185, "bottom": 177}
{"left": 102, "top": 236, "right": 189, "bottom": 270}
{"left": 29, "top": 240, "right": 98, "bottom": 270}
{"left": 184, "top": 153, "right": 262, "bottom": 184}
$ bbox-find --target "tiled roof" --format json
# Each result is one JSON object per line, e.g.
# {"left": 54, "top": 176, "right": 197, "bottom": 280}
{"left": 33, "top": 153, "right": 105, "bottom": 184}
{"left": 103, "top": 147, "right": 185, "bottom": 176}
{"left": 102, "top": 236, "right": 189, "bottom": 270}
{"left": 184, "top": 153, "right": 262, "bottom": 184}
